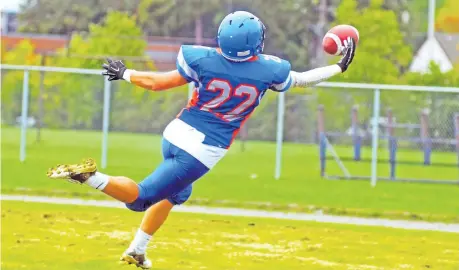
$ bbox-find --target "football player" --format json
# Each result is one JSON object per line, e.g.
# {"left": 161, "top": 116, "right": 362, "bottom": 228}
{"left": 47, "top": 11, "right": 356, "bottom": 269}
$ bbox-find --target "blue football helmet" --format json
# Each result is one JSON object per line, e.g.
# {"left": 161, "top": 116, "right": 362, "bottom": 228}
{"left": 217, "top": 11, "right": 266, "bottom": 62}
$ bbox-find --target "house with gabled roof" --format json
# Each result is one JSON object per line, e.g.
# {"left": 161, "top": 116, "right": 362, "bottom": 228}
{"left": 409, "top": 33, "right": 459, "bottom": 73}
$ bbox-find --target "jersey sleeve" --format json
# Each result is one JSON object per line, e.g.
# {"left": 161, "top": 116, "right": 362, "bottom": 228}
{"left": 176, "top": 45, "right": 202, "bottom": 84}
{"left": 270, "top": 59, "right": 293, "bottom": 92}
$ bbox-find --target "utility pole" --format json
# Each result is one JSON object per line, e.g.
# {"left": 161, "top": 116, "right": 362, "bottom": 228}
{"left": 37, "top": 53, "right": 46, "bottom": 142}
{"left": 227, "top": 0, "right": 233, "bottom": 12}
{"left": 315, "top": 0, "right": 328, "bottom": 67}
{"left": 427, "top": 0, "right": 436, "bottom": 39}
{"left": 194, "top": 0, "right": 203, "bottom": 45}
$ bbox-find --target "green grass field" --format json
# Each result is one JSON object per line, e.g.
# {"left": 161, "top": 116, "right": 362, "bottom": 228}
{"left": 2, "top": 127, "right": 459, "bottom": 222}
{"left": 2, "top": 201, "right": 458, "bottom": 270}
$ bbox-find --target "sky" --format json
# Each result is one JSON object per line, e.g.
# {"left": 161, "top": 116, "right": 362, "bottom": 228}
{"left": 0, "top": 0, "right": 24, "bottom": 12}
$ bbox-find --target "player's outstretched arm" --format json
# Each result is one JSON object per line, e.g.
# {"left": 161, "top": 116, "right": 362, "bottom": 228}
{"left": 125, "top": 70, "right": 188, "bottom": 91}
{"left": 290, "top": 37, "right": 356, "bottom": 88}
{"left": 102, "top": 59, "right": 188, "bottom": 91}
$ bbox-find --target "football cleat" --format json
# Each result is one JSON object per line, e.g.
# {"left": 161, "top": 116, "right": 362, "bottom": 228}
{"left": 120, "top": 251, "right": 152, "bottom": 269}
{"left": 46, "top": 158, "right": 97, "bottom": 184}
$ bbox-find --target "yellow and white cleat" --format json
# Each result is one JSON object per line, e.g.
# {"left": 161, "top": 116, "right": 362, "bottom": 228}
{"left": 46, "top": 158, "right": 97, "bottom": 184}
{"left": 120, "top": 251, "right": 152, "bottom": 269}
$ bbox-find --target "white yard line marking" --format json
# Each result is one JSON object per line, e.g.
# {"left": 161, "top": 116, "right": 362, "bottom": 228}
{"left": 2, "top": 194, "right": 459, "bottom": 233}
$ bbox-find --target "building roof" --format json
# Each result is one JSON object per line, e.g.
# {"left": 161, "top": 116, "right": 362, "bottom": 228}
{"left": 1, "top": 33, "right": 197, "bottom": 70}
{"left": 2, "top": 32, "right": 184, "bottom": 52}
{"left": 435, "top": 33, "right": 459, "bottom": 64}
{"left": 409, "top": 38, "right": 453, "bottom": 73}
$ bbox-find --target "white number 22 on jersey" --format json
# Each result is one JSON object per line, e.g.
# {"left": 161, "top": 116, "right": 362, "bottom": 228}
{"left": 200, "top": 79, "right": 259, "bottom": 121}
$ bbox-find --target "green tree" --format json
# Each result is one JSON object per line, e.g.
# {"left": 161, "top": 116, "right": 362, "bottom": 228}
{"left": 44, "top": 12, "right": 160, "bottom": 130}
{"left": 238, "top": 0, "right": 315, "bottom": 69}
{"left": 407, "top": 0, "right": 447, "bottom": 35}
{"left": 334, "top": 0, "right": 412, "bottom": 83}
{"left": 2, "top": 40, "right": 42, "bottom": 125}
{"left": 18, "top": 0, "right": 140, "bottom": 34}
{"left": 436, "top": 0, "right": 459, "bottom": 33}
{"left": 402, "top": 63, "right": 459, "bottom": 139}
{"left": 314, "top": 0, "right": 413, "bottom": 131}
{"left": 138, "top": 0, "right": 329, "bottom": 69}
{"left": 4, "top": 12, "right": 177, "bottom": 132}
{"left": 16, "top": 0, "right": 334, "bottom": 69}
{"left": 137, "top": 0, "right": 223, "bottom": 44}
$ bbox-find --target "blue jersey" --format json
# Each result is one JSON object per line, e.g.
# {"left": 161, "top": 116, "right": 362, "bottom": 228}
{"left": 176, "top": 45, "right": 292, "bottom": 149}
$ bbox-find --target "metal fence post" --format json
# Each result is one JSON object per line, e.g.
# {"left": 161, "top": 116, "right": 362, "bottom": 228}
{"left": 274, "top": 92, "right": 285, "bottom": 180}
{"left": 20, "top": 70, "right": 30, "bottom": 162}
{"left": 455, "top": 113, "right": 459, "bottom": 166}
{"left": 370, "top": 89, "right": 381, "bottom": 187}
{"left": 188, "top": 82, "right": 194, "bottom": 100}
{"left": 101, "top": 78, "right": 111, "bottom": 169}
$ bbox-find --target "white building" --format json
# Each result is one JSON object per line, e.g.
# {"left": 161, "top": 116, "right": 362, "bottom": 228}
{"left": 409, "top": 33, "right": 459, "bottom": 73}
{"left": 0, "top": 0, "right": 23, "bottom": 33}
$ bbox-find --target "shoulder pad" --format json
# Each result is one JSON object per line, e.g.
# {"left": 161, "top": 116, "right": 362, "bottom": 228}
{"left": 180, "top": 45, "right": 213, "bottom": 63}
{"left": 176, "top": 45, "right": 213, "bottom": 83}
{"left": 259, "top": 54, "right": 292, "bottom": 91}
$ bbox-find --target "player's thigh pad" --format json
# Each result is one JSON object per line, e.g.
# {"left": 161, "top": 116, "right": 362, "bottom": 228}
{"left": 125, "top": 139, "right": 208, "bottom": 212}
{"left": 161, "top": 138, "right": 193, "bottom": 204}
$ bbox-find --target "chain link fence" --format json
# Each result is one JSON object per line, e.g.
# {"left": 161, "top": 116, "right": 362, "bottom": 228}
{"left": 2, "top": 65, "right": 459, "bottom": 183}
{"left": 2, "top": 66, "right": 319, "bottom": 143}
{"left": 317, "top": 85, "right": 459, "bottom": 183}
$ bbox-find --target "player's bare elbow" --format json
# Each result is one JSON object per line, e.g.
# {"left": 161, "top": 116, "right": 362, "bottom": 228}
{"left": 130, "top": 70, "right": 188, "bottom": 91}
{"left": 149, "top": 79, "right": 175, "bottom": 92}
{"left": 140, "top": 76, "right": 166, "bottom": 91}
{"left": 149, "top": 80, "right": 162, "bottom": 91}
{"left": 150, "top": 84, "right": 172, "bottom": 92}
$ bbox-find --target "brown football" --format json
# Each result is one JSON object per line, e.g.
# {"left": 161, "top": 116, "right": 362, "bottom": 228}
{"left": 322, "top": 24, "right": 359, "bottom": 55}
